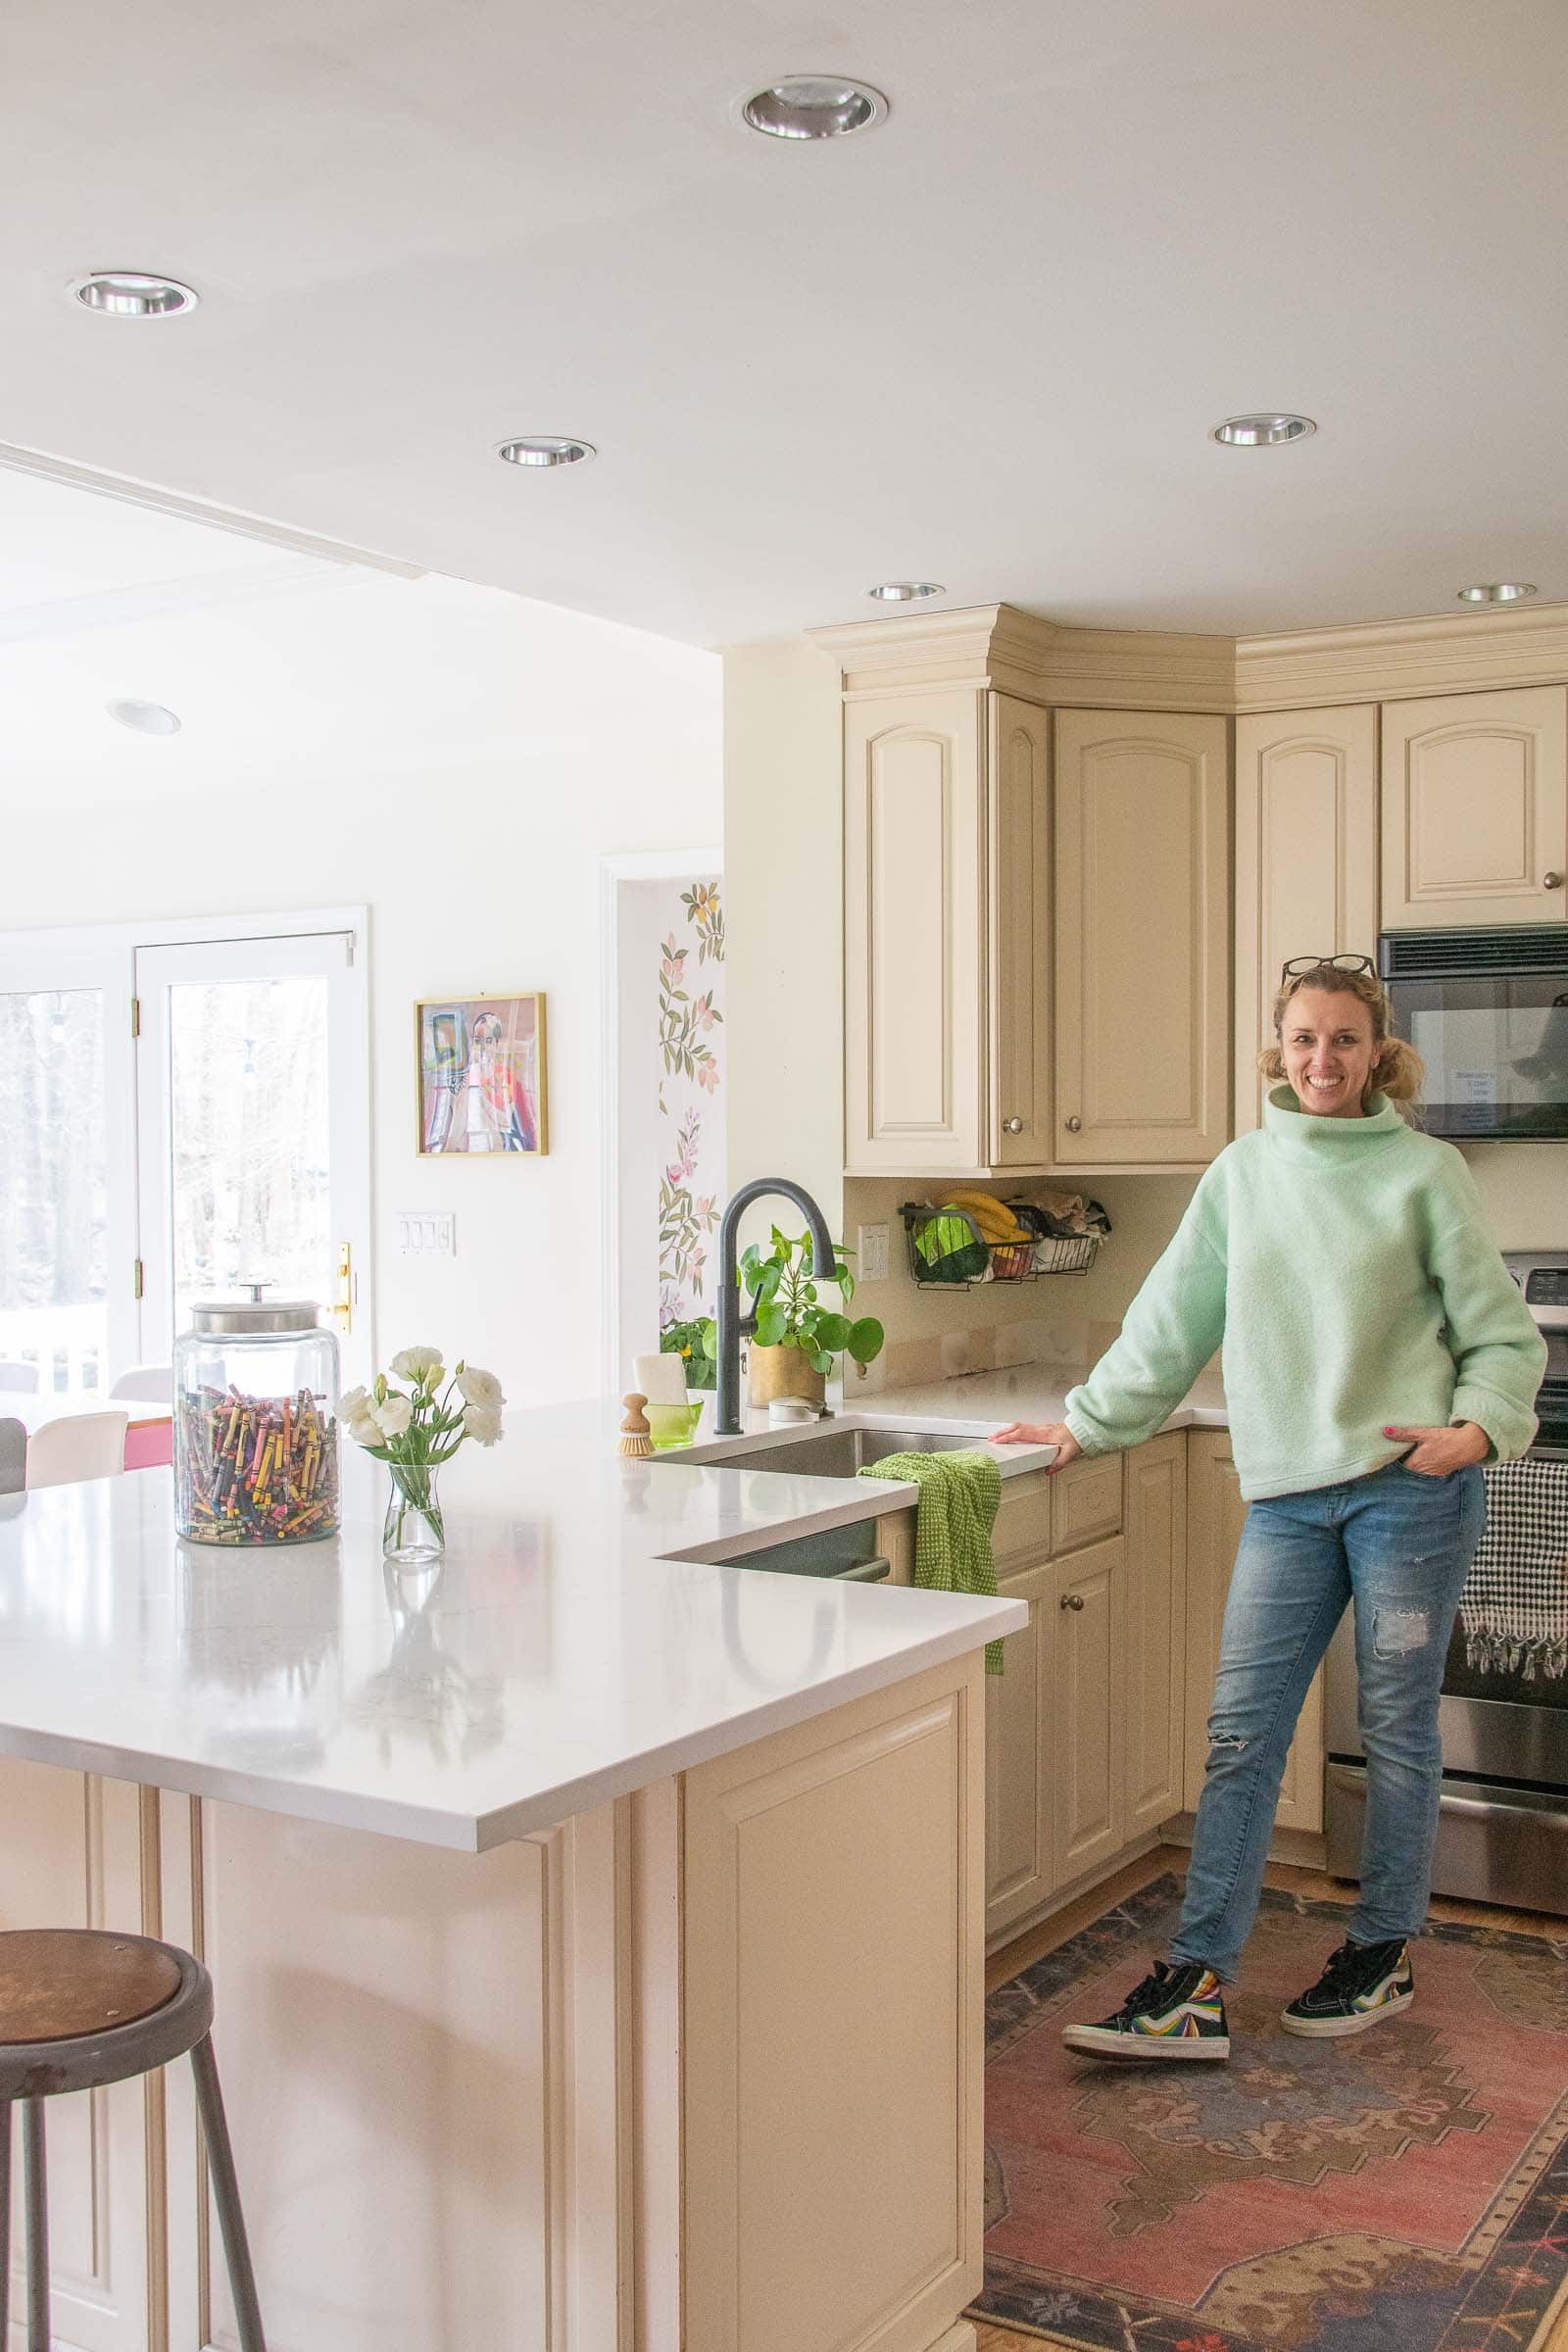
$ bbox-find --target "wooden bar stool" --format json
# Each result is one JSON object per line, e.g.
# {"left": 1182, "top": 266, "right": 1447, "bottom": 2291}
{"left": 0, "top": 1929, "right": 266, "bottom": 2351}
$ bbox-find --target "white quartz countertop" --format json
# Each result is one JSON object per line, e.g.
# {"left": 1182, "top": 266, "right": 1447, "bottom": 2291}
{"left": 0, "top": 1402, "right": 1031, "bottom": 1853}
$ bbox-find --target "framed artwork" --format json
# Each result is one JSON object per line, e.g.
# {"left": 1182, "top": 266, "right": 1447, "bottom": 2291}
{"left": 416, "top": 993, "right": 548, "bottom": 1155}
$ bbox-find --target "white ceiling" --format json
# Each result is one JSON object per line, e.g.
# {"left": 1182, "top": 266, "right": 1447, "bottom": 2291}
{"left": 6, "top": 0, "right": 1567, "bottom": 649}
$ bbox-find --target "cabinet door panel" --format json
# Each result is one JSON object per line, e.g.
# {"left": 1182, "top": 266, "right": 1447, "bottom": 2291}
{"left": 1054, "top": 711, "right": 1230, "bottom": 1162}
{"left": 1184, "top": 1433, "right": 1323, "bottom": 1832}
{"left": 985, "top": 1557, "right": 1054, "bottom": 1938}
{"left": 1235, "top": 707, "right": 1378, "bottom": 1135}
{"left": 844, "top": 689, "right": 985, "bottom": 1171}
{"left": 1051, "top": 1535, "right": 1126, "bottom": 1883}
{"left": 1382, "top": 686, "right": 1568, "bottom": 928}
{"left": 1125, "top": 1435, "right": 1187, "bottom": 1834}
{"left": 988, "top": 696, "right": 1053, "bottom": 1167}
{"left": 0, "top": 1763, "right": 153, "bottom": 2352}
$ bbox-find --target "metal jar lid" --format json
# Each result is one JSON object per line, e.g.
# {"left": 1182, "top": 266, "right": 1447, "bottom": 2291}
{"left": 189, "top": 1284, "right": 320, "bottom": 1337}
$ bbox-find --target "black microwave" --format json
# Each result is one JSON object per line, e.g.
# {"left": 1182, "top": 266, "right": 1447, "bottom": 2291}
{"left": 1380, "top": 928, "right": 1568, "bottom": 1141}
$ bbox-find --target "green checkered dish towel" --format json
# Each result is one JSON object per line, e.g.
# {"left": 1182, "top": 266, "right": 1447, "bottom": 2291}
{"left": 858, "top": 1450, "right": 1005, "bottom": 1674}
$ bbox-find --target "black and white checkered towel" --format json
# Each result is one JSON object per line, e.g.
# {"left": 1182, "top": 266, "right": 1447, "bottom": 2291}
{"left": 1463, "top": 1459, "right": 1568, "bottom": 1682}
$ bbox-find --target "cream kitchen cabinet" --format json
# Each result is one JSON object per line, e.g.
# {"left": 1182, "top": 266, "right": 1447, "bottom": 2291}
{"left": 1381, "top": 684, "right": 1568, "bottom": 929}
{"left": 1123, "top": 1433, "right": 1188, "bottom": 1835}
{"left": 985, "top": 1553, "right": 1054, "bottom": 1940}
{"left": 1054, "top": 710, "right": 1232, "bottom": 1164}
{"left": 1051, "top": 1534, "right": 1127, "bottom": 1885}
{"left": 843, "top": 685, "right": 1051, "bottom": 1174}
{"left": 1184, "top": 1430, "right": 1324, "bottom": 1833}
{"left": 1234, "top": 705, "right": 1380, "bottom": 1134}
{"left": 0, "top": 1760, "right": 156, "bottom": 2352}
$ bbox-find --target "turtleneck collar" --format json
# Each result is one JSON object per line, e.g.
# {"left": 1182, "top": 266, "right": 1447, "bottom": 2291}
{"left": 1262, "top": 1085, "right": 1408, "bottom": 1160}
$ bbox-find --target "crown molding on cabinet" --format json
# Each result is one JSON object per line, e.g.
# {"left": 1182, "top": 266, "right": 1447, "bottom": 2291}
{"left": 809, "top": 598, "right": 1568, "bottom": 715}
{"left": 808, "top": 605, "right": 1236, "bottom": 711}
{"left": 1233, "top": 602, "right": 1568, "bottom": 711}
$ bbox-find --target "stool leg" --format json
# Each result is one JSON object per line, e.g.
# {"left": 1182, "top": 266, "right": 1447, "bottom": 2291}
{"left": 189, "top": 2035, "right": 267, "bottom": 2352}
{"left": 23, "top": 2099, "right": 48, "bottom": 2352}
{"left": 0, "top": 2099, "right": 11, "bottom": 2346}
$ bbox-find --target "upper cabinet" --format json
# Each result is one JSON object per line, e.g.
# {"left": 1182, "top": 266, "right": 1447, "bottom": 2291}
{"left": 843, "top": 686, "right": 1052, "bottom": 1174}
{"left": 1381, "top": 684, "right": 1568, "bottom": 929}
{"left": 842, "top": 691, "right": 1230, "bottom": 1175}
{"left": 1234, "top": 706, "right": 1379, "bottom": 1134}
{"left": 1053, "top": 710, "right": 1231, "bottom": 1165}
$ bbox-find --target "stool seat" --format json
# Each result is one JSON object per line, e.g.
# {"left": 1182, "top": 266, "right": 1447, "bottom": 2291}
{"left": 0, "top": 1930, "right": 182, "bottom": 2045}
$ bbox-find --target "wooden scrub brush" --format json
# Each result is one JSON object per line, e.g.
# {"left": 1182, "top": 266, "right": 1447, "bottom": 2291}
{"left": 617, "top": 1395, "right": 654, "bottom": 1458}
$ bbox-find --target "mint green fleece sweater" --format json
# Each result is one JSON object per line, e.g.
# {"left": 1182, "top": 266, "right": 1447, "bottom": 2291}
{"left": 1063, "top": 1089, "right": 1547, "bottom": 1501}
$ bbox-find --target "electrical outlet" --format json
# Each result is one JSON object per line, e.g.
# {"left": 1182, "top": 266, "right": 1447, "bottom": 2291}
{"left": 857, "top": 1222, "right": 890, "bottom": 1284}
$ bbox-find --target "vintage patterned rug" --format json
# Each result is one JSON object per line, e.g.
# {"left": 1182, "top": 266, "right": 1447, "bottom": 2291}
{"left": 973, "top": 1876, "right": 1568, "bottom": 2352}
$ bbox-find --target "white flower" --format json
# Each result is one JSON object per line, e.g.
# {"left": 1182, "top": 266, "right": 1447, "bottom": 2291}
{"left": 456, "top": 1365, "right": 503, "bottom": 1409}
{"left": 372, "top": 1394, "right": 414, "bottom": 1441}
{"left": 391, "top": 1346, "right": 444, "bottom": 1384}
{"left": 339, "top": 1387, "right": 383, "bottom": 1448}
{"left": 462, "top": 1402, "right": 503, "bottom": 1446}
{"left": 340, "top": 1384, "right": 371, "bottom": 1421}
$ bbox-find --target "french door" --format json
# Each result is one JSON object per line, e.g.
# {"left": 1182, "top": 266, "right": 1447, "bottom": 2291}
{"left": 0, "top": 916, "right": 370, "bottom": 1396}
{"left": 0, "top": 937, "right": 138, "bottom": 1393}
{"left": 135, "top": 929, "right": 371, "bottom": 1383}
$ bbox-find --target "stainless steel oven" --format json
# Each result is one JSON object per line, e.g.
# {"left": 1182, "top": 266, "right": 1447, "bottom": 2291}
{"left": 1324, "top": 1250, "right": 1568, "bottom": 1915}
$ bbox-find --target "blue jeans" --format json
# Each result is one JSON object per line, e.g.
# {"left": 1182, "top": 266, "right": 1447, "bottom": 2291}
{"left": 1170, "top": 1460, "right": 1486, "bottom": 1982}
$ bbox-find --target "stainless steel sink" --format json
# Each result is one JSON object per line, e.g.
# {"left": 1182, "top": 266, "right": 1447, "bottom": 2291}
{"left": 672, "top": 1424, "right": 985, "bottom": 1480}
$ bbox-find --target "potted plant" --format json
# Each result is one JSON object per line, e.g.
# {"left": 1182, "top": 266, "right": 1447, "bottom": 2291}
{"left": 660, "top": 1315, "right": 719, "bottom": 1392}
{"left": 740, "top": 1229, "right": 884, "bottom": 1408}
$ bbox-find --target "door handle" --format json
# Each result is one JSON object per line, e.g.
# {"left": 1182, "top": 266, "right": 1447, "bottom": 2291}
{"left": 1060, "top": 1592, "right": 1085, "bottom": 1611}
{"left": 1064, "top": 1115, "right": 1083, "bottom": 1133}
{"left": 332, "top": 1241, "right": 353, "bottom": 1335}
{"left": 1545, "top": 871, "right": 1564, "bottom": 890}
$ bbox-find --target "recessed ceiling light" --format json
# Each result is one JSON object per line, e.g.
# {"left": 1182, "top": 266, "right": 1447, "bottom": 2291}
{"left": 741, "top": 76, "right": 888, "bottom": 140}
{"left": 71, "top": 272, "right": 199, "bottom": 319}
{"left": 107, "top": 698, "right": 181, "bottom": 737}
{"left": 496, "top": 436, "right": 596, "bottom": 467}
{"left": 1211, "top": 413, "right": 1316, "bottom": 447}
{"left": 1456, "top": 581, "right": 1537, "bottom": 605}
{"left": 868, "top": 580, "right": 944, "bottom": 603}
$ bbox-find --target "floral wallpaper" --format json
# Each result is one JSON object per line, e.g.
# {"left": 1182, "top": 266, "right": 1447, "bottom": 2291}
{"left": 658, "top": 877, "right": 726, "bottom": 1329}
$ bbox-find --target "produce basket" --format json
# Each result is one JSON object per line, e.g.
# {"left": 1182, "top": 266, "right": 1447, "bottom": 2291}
{"left": 900, "top": 1201, "right": 1106, "bottom": 1289}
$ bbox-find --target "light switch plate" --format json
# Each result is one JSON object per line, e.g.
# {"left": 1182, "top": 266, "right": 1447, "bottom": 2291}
{"left": 857, "top": 1222, "right": 890, "bottom": 1285}
{"left": 396, "top": 1211, "right": 456, "bottom": 1256}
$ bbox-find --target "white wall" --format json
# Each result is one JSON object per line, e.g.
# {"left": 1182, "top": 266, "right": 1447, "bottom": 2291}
{"left": 0, "top": 564, "right": 721, "bottom": 1408}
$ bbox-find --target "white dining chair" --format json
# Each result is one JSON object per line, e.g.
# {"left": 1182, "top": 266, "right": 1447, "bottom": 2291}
{"left": 0, "top": 1361, "right": 38, "bottom": 1393}
{"left": 109, "top": 1365, "right": 174, "bottom": 1403}
{"left": 0, "top": 1418, "right": 24, "bottom": 1495}
{"left": 24, "top": 1411, "right": 130, "bottom": 1490}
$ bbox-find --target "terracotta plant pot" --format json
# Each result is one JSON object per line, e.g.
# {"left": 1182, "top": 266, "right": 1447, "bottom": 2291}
{"left": 747, "top": 1343, "right": 826, "bottom": 1411}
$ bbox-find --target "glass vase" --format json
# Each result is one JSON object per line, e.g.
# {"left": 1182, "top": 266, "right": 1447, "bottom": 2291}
{"left": 383, "top": 1462, "right": 445, "bottom": 1564}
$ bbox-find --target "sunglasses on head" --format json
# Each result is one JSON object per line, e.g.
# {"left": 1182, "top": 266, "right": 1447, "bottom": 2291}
{"left": 1280, "top": 953, "right": 1376, "bottom": 983}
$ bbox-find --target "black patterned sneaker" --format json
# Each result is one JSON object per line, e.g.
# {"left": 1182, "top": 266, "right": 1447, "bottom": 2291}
{"left": 1280, "top": 1937, "right": 1414, "bottom": 2037}
{"left": 1061, "top": 1961, "right": 1230, "bottom": 2060}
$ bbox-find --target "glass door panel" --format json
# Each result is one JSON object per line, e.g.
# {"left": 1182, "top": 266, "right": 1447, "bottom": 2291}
{"left": 136, "top": 933, "right": 371, "bottom": 1383}
{"left": 0, "top": 942, "right": 137, "bottom": 1396}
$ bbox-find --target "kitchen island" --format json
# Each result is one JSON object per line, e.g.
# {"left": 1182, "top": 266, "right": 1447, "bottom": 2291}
{"left": 0, "top": 1402, "right": 1025, "bottom": 2352}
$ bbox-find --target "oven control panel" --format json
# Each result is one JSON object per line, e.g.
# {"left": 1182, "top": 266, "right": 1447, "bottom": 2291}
{"left": 1503, "top": 1250, "right": 1568, "bottom": 1331}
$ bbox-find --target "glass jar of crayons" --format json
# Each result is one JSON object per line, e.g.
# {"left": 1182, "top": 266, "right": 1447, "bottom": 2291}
{"left": 174, "top": 1289, "right": 341, "bottom": 1545}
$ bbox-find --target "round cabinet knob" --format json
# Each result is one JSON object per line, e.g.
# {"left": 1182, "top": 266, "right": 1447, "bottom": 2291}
{"left": 1060, "top": 1592, "right": 1085, "bottom": 1612}
{"left": 1003, "top": 1115, "right": 1024, "bottom": 1134}
{"left": 1544, "top": 871, "right": 1564, "bottom": 890}
{"left": 1064, "top": 1114, "right": 1083, "bottom": 1133}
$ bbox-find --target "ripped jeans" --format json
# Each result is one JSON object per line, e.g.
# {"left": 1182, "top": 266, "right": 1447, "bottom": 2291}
{"left": 1170, "top": 1460, "right": 1486, "bottom": 1982}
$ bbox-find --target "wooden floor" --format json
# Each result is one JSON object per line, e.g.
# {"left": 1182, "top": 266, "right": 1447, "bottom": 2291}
{"left": 974, "top": 1846, "right": 1568, "bottom": 2351}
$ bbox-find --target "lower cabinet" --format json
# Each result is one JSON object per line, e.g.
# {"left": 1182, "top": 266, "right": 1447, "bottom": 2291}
{"left": 1185, "top": 1429, "right": 1324, "bottom": 1832}
{"left": 984, "top": 1426, "right": 1324, "bottom": 1952}
{"left": 1050, "top": 1535, "right": 1126, "bottom": 1885}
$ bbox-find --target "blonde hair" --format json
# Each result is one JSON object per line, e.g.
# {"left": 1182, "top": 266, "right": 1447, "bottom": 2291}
{"left": 1257, "top": 960, "right": 1425, "bottom": 1120}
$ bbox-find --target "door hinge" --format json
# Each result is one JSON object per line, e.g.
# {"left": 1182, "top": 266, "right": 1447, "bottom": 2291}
{"left": 130, "top": 996, "right": 141, "bottom": 1040}
{"left": 331, "top": 1241, "right": 353, "bottom": 1335}
{"left": 132, "top": 1258, "right": 144, "bottom": 1301}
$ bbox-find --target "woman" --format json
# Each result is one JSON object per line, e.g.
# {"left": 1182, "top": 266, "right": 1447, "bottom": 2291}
{"left": 995, "top": 956, "right": 1546, "bottom": 2059}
